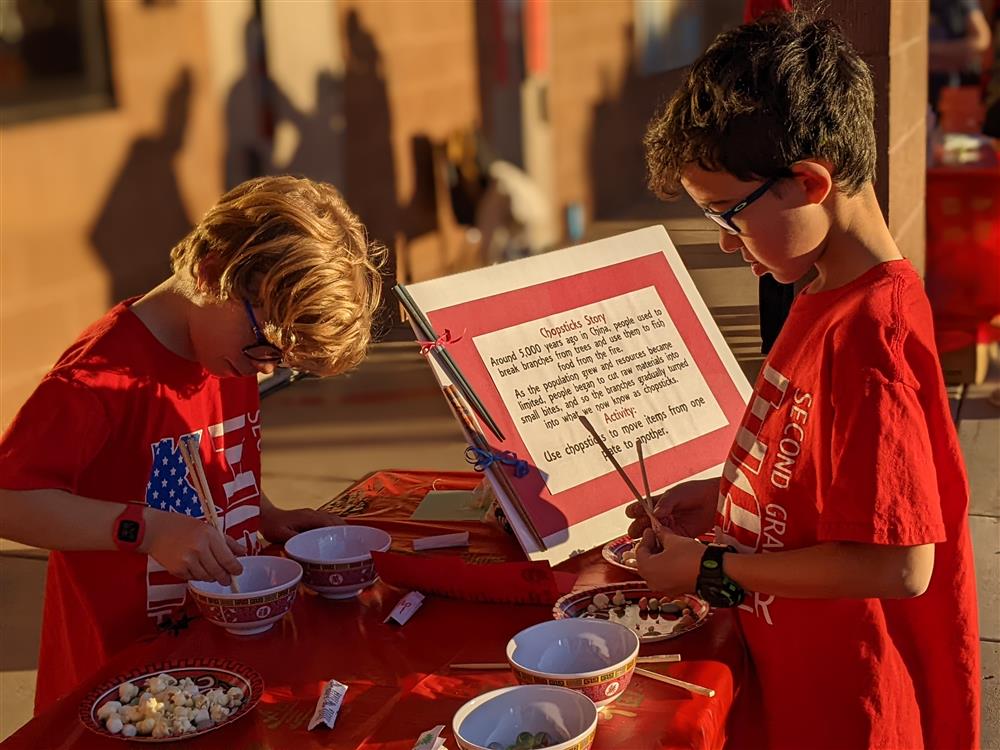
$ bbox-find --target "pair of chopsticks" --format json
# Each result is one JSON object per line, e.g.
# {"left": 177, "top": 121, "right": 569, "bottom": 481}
{"left": 441, "top": 385, "right": 545, "bottom": 551}
{"left": 177, "top": 435, "right": 240, "bottom": 593}
{"left": 449, "top": 654, "right": 682, "bottom": 670}
{"left": 394, "top": 284, "right": 505, "bottom": 442}
{"left": 578, "top": 416, "right": 663, "bottom": 542}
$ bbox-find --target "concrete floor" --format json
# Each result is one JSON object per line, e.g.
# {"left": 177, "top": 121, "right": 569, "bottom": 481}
{"left": 1, "top": 216, "right": 997, "bottom": 745}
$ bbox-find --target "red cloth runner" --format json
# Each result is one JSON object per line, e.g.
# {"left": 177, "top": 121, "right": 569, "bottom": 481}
{"left": 2, "top": 470, "right": 747, "bottom": 750}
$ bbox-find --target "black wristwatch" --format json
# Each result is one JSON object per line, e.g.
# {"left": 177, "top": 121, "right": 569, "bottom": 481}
{"left": 695, "top": 544, "right": 745, "bottom": 608}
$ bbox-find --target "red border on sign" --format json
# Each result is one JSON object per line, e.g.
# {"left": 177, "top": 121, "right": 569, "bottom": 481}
{"left": 428, "top": 252, "right": 746, "bottom": 540}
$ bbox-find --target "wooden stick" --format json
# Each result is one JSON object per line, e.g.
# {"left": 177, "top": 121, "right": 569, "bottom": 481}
{"left": 580, "top": 416, "right": 662, "bottom": 539}
{"left": 178, "top": 436, "right": 240, "bottom": 594}
{"left": 442, "top": 385, "right": 546, "bottom": 551}
{"left": 635, "top": 667, "right": 715, "bottom": 698}
{"left": 638, "top": 654, "right": 682, "bottom": 664}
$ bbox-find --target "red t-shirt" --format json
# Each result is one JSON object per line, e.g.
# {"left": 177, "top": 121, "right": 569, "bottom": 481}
{"left": 0, "top": 300, "right": 263, "bottom": 714}
{"left": 716, "top": 261, "right": 979, "bottom": 749}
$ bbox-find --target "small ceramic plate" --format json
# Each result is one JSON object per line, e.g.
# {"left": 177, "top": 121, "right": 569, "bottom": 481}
{"left": 602, "top": 535, "right": 639, "bottom": 571}
{"left": 80, "top": 658, "right": 263, "bottom": 742}
{"left": 553, "top": 581, "right": 710, "bottom": 643}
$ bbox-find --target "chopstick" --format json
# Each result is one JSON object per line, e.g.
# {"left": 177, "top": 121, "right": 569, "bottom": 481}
{"left": 442, "top": 385, "right": 546, "bottom": 551}
{"left": 394, "top": 284, "right": 506, "bottom": 442}
{"left": 635, "top": 667, "right": 715, "bottom": 698}
{"left": 449, "top": 655, "right": 681, "bottom": 670}
{"left": 579, "top": 416, "right": 663, "bottom": 538}
{"left": 178, "top": 436, "right": 240, "bottom": 594}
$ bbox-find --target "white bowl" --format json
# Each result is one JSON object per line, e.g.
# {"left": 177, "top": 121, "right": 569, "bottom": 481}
{"left": 284, "top": 525, "right": 391, "bottom": 599}
{"left": 506, "top": 619, "right": 640, "bottom": 708}
{"left": 452, "top": 685, "right": 598, "bottom": 750}
{"left": 188, "top": 556, "right": 302, "bottom": 635}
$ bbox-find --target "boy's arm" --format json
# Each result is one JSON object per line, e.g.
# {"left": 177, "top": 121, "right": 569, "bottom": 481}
{"left": 635, "top": 528, "right": 934, "bottom": 600}
{"left": 258, "top": 491, "right": 343, "bottom": 544}
{"left": 0, "top": 487, "right": 244, "bottom": 584}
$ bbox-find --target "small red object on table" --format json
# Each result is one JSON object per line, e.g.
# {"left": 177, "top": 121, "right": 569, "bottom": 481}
{"left": 1, "top": 470, "right": 747, "bottom": 750}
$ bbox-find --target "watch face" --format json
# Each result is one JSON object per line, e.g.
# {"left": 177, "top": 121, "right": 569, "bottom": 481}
{"left": 117, "top": 519, "right": 141, "bottom": 544}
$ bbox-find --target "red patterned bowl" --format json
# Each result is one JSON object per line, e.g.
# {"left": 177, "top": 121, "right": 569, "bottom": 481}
{"left": 506, "top": 618, "right": 639, "bottom": 708}
{"left": 284, "top": 525, "right": 391, "bottom": 599}
{"left": 452, "top": 685, "right": 598, "bottom": 750}
{"left": 188, "top": 556, "right": 301, "bottom": 635}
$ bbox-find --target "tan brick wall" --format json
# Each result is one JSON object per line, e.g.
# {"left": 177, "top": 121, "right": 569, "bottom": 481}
{"left": 830, "top": 0, "right": 929, "bottom": 274}
{"left": 336, "top": 1, "right": 480, "bottom": 292}
{"left": 1, "top": 2, "right": 223, "bottom": 429}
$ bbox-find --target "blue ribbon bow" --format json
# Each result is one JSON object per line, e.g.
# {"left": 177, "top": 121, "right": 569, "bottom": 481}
{"left": 464, "top": 446, "right": 530, "bottom": 478}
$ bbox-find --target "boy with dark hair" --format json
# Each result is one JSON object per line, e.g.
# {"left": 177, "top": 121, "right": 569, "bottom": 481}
{"left": 0, "top": 175, "right": 386, "bottom": 714}
{"left": 629, "top": 12, "right": 979, "bottom": 749}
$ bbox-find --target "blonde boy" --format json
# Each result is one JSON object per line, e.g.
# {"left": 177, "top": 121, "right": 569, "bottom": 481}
{"left": 0, "top": 176, "right": 385, "bottom": 713}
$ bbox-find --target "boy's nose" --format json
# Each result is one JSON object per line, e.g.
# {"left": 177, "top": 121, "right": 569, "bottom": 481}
{"left": 718, "top": 230, "right": 743, "bottom": 253}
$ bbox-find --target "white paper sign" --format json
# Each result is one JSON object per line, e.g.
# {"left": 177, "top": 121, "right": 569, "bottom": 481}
{"left": 473, "top": 287, "right": 727, "bottom": 494}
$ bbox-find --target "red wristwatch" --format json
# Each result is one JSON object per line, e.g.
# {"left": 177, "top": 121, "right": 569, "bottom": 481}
{"left": 113, "top": 503, "right": 146, "bottom": 552}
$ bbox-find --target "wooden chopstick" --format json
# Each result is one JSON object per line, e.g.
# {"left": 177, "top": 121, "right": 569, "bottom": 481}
{"left": 394, "top": 284, "right": 506, "bottom": 442}
{"left": 450, "top": 655, "right": 681, "bottom": 671}
{"left": 178, "top": 436, "right": 240, "bottom": 594}
{"left": 579, "top": 416, "right": 662, "bottom": 542}
{"left": 635, "top": 438, "right": 664, "bottom": 535}
{"left": 442, "top": 385, "right": 546, "bottom": 551}
{"left": 635, "top": 667, "right": 715, "bottom": 697}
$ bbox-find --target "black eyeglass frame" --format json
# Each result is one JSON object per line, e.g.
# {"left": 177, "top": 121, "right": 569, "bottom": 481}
{"left": 703, "top": 176, "right": 780, "bottom": 235}
{"left": 241, "top": 299, "right": 285, "bottom": 364}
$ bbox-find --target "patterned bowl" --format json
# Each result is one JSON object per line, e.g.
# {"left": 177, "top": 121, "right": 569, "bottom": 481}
{"left": 506, "top": 618, "right": 640, "bottom": 708}
{"left": 452, "top": 685, "right": 598, "bottom": 750}
{"left": 284, "top": 525, "right": 391, "bottom": 599}
{"left": 188, "top": 556, "right": 301, "bottom": 635}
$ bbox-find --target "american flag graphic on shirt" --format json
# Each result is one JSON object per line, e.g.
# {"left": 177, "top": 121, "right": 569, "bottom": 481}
{"left": 143, "top": 413, "right": 263, "bottom": 622}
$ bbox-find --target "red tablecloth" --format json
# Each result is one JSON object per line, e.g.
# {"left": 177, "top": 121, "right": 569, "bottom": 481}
{"left": 2, "top": 470, "right": 747, "bottom": 749}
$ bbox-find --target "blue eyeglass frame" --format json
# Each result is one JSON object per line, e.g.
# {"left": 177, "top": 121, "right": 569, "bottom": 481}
{"left": 703, "top": 177, "right": 780, "bottom": 235}
{"left": 241, "top": 300, "right": 284, "bottom": 364}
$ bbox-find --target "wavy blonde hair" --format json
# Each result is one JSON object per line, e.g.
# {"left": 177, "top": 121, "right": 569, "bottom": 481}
{"left": 171, "top": 176, "right": 386, "bottom": 376}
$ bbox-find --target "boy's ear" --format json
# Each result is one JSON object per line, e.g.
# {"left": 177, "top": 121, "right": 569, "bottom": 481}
{"left": 193, "top": 256, "right": 223, "bottom": 293}
{"left": 789, "top": 160, "right": 834, "bottom": 206}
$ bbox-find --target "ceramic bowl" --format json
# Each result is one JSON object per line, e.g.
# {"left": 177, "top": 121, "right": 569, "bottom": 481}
{"left": 452, "top": 685, "right": 598, "bottom": 750}
{"left": 284, "top": 525, "right": 391, "bottom": 599}
{"left": 188, "top": 556, "right": 301, "bottom": 635}
{"left": 506, "top": 618, "right": 640, "bottom": 708}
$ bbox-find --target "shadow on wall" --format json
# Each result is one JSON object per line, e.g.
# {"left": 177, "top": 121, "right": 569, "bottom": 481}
{"left": 89, "top": 68, "right": 193, "bottom": 306}
{"left": 342, "top": 9, "right": 399, "bottom": 326}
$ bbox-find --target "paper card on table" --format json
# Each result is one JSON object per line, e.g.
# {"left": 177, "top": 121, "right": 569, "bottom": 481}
{"left": 405, "top": 226, "right": 752, "bottom": 564}
{"left": 384, "top": 590, "right": 426, "bottom": 626}
{"left": 412, "top": 725, "right": 446, "bottom": 750}
{"left": 373, "top": 551, "right": 576, "bottom": 605}
{"left": 410, "top": 490, "right": 485, "bottom": 522}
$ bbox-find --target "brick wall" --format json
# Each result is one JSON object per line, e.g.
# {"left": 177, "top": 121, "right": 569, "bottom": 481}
{"left": 0, "top": 2, "right": 223, "bottom": 429}
{"left": 335, "top": 1, "right": 481, "bottom": 290}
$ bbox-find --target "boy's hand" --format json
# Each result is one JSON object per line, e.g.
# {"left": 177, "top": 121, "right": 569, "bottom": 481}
{"left": 626, "top": 477, "right": 720, "bottom": 540}
{"left": 634, "top": 526, "right": 705, "bottom": 596}
{"left": 259, "top": 505, "right": 343, "bottom": 544}
{"left": 143, "top": 511, "right": 245, "bottom": 586}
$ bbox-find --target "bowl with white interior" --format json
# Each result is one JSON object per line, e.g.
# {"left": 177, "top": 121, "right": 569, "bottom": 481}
{"left": 284, "top": 525, "right": 391, "bottom": 599}
{"left": 452, "top": 684, "right": 598, "bottom": 750}
{"left": 506, "top": 618, "right": 639, "bottom": 708}
{"left": 188, "top": 556, "right": 301, "bottom": 635}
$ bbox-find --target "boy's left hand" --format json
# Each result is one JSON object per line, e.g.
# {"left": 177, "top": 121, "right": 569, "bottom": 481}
{"left": 260, "top": 505, "right": 344, "bottom": 544}
{"left": 634, "top": 526, "right": 705, "bottom": 596}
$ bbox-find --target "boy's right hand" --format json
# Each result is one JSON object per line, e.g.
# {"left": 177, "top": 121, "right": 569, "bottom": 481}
{"left": 142, "top": 511, "right": 245, "bottom": 586}
{"left": 625, "top": 476, "right": 720, "bottom": 540}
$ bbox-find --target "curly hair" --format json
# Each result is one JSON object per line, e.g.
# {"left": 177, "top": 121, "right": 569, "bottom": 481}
{"left": 644, "top": 10, "right": 875, "bottom": 200}
{"left": 170, "top": 176, "right": 386, "bottom": 376}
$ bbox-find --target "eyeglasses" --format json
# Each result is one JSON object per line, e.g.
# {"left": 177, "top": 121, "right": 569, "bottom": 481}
{"left": 703, "top": 177, "right": 780, "bottom": 235}
{"left": 241, "top": 300, "right": 285, "bottom": 364}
